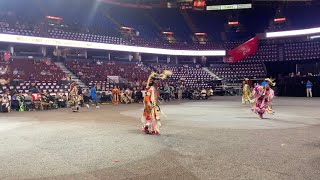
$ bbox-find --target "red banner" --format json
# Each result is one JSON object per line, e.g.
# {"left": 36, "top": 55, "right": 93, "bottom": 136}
{"left": 224, "top": 37, "right": 259, "bottom": 63}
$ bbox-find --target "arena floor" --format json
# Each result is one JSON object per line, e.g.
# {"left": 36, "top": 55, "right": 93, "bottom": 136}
{"left": 0, "top": 96, "right": 320, "bottom": 180}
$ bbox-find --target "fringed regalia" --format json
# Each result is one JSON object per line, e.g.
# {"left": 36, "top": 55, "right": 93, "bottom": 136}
{"left": 112, "top": 86, "right": 120, "bottom": 104}
{"left": 69, "top": 82, "right": 80, "bottom": 112}
{"left": 251, "top": 78, "right": 275, "bottom": 119}
{"left": 17, "top": 95, "right": 25, "bottom": 112}
{"left": 141, "top": 70, "right": 172, "bottom": 135}
{"left": 242, "top": 79, "right": 250, "bottom": 104}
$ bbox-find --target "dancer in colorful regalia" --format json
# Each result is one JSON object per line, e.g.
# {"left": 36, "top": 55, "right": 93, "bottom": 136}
{"left": 141, "top": 70, "right": 172, "bottom": 135}
{"left": 242, "top": 78, "right": 251, "bottom": 104}
{"left": 112, "top": 86, "right": 120, "bottom": 104}
{"left": 251, "top": 78, "right": 275, "bottom": 119}
{"left": 69, "top": 82, "right": 80, "bottom": 112}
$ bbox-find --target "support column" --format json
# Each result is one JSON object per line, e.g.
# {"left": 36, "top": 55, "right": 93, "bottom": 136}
{"left": 167, "top": 56, "right": 170, "bottom": 64}
{"left": 9, "top": 45, "right": 14, "bottom": 55}
{"left": 84, "top": 50, "right": 88, "bottom": 59}
{"left": 108, "top": 52, "right": 111, "bottom": 61}
{"left": 201, "top": 56, "right": 207, "bottom": 66}
{"left": 175, "top": 56, "right": 178, "bottom": 64}
{"left": 192, "top": 57, "right": 196, "bottom": 64}
{"left": 41, "top": 46, "right": 47, "bottom": 57}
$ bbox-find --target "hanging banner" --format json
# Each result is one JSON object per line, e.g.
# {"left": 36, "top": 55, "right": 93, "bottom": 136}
{"left": 224, "top": 37, "right": 258, "bottom": 63}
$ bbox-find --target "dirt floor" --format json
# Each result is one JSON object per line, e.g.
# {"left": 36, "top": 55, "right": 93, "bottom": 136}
{"left": 0, "top": 96, "right": 320, "bottom": 180}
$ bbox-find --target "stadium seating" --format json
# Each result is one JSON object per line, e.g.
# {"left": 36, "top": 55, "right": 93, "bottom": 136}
{"left": 152, "top": 64, "right": 212, "bottom": 88}
{"left": 209, "top": 63, "right": 267, "bottom": 80}
{"left": 284, "top": 41, "right": 320, "bottom": 61}
{"left": 242, "top": 44, "right": 279, "bottom": 62}
{"left": 65, "top": 59, "right": 150, "bottom": 84}
{"left": 48, "top": 30, "right": 127, "bottom": 45}
{"left": 0, "top": 58, "right": 69, "bottom": 94}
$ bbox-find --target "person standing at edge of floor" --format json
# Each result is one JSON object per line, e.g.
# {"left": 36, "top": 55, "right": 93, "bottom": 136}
{"left": 306, "top": 80, "right": 313, "bottom": 97}
{"left": 90, "top": 84, "right": 100, "bottom": 108}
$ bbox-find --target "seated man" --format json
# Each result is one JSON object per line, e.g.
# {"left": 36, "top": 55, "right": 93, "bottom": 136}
{"left": 24, "top": 93, "right": 33, "bottom": 111}
{"left": 57, "top": 94, "right": 67, "bottom": 108}
{"left": 47, "top": 94, "right": 56, "bottom": 109}
{"left": 40, "top": 93, "right": 50, "bottom": 110}
{"left": 10, "top": 93, "right": 19, "bottom": 111}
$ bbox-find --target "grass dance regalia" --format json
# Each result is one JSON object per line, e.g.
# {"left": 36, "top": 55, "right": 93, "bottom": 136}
{"left": 17, "top": 95, "right": 25, "bottom": 112}
{"left": 141, "top": 70, "right": 172, "bottom": 135}
{"left": 251, "top": 78, "right": 275, "bottom": 119}
{"left": 69, "top": 82, "right": 80, "bottom": 112}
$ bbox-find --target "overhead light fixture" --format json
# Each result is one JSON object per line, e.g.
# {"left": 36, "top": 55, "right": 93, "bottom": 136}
{"left": 274, "top": 17, "right": 286, "bottom": 22}
{"left": 228, "top": 21, "right": 239, "bottom": 25}
{"left": 194, "top": 33, "right": 206, "bottom": 36}
{"left": 266, "top": 27, "right": 320, "bottom": 38}
{"left": 310, "top": 35, "right": 320, "bottom": 39}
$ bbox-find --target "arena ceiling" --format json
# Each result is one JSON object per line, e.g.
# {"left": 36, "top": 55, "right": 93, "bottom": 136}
{"left": 100, "top": 0, "right": 317, "bottom": 6}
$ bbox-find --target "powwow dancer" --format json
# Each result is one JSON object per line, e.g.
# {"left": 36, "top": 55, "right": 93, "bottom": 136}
{"left": 141, "top": 70, "right": 172, "bottom": 135}
{"left": 112, "top": 86, "right": 120, "bottom": 104}
{"left": 251, "top": 78, "right": 275, "bottom": 119}
{"left": 242, "top": 78, "right": 251, "bottom": 104}
{"left": 69, "top": 82, "right": 80, "bottom": 112}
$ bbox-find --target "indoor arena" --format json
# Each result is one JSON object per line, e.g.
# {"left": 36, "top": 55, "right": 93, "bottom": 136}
{"left": 0, "top": 0, "right": 320, "bottom": 179}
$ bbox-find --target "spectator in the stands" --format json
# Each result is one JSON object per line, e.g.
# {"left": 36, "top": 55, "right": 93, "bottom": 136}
{"left": 0, "top": 65, "right": 8, "bottom": 75}
{"left": 46, "top": 70, "right": 52, "bottom": 76}
{"left": 0, "top": 77, "right": 9, "bottom": 86}
{"left": 105, "top": 90, "right": 113, "bottom": 102}
{"left": 29, "top": 74, "right": 35, "bottom": 81}
{"left": 29, "top": 82, "right": 39, "bottom": 93}
{"left": 10, "top": 91, "right": 19, "bottom": 111}
{"left": 24, "top": 93, "right": 33, "bottom": 111}
{"left": 96, "top": 60, "right": 103, "bottom": 65}
{"left": 13, "top": 68, "right": 19, "bottom": 75}
{"left": 163, "top": 84, "right": 170, "bottom": 101}
{"left": 40, "top": 70, "right": 47, "bottom": 75}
